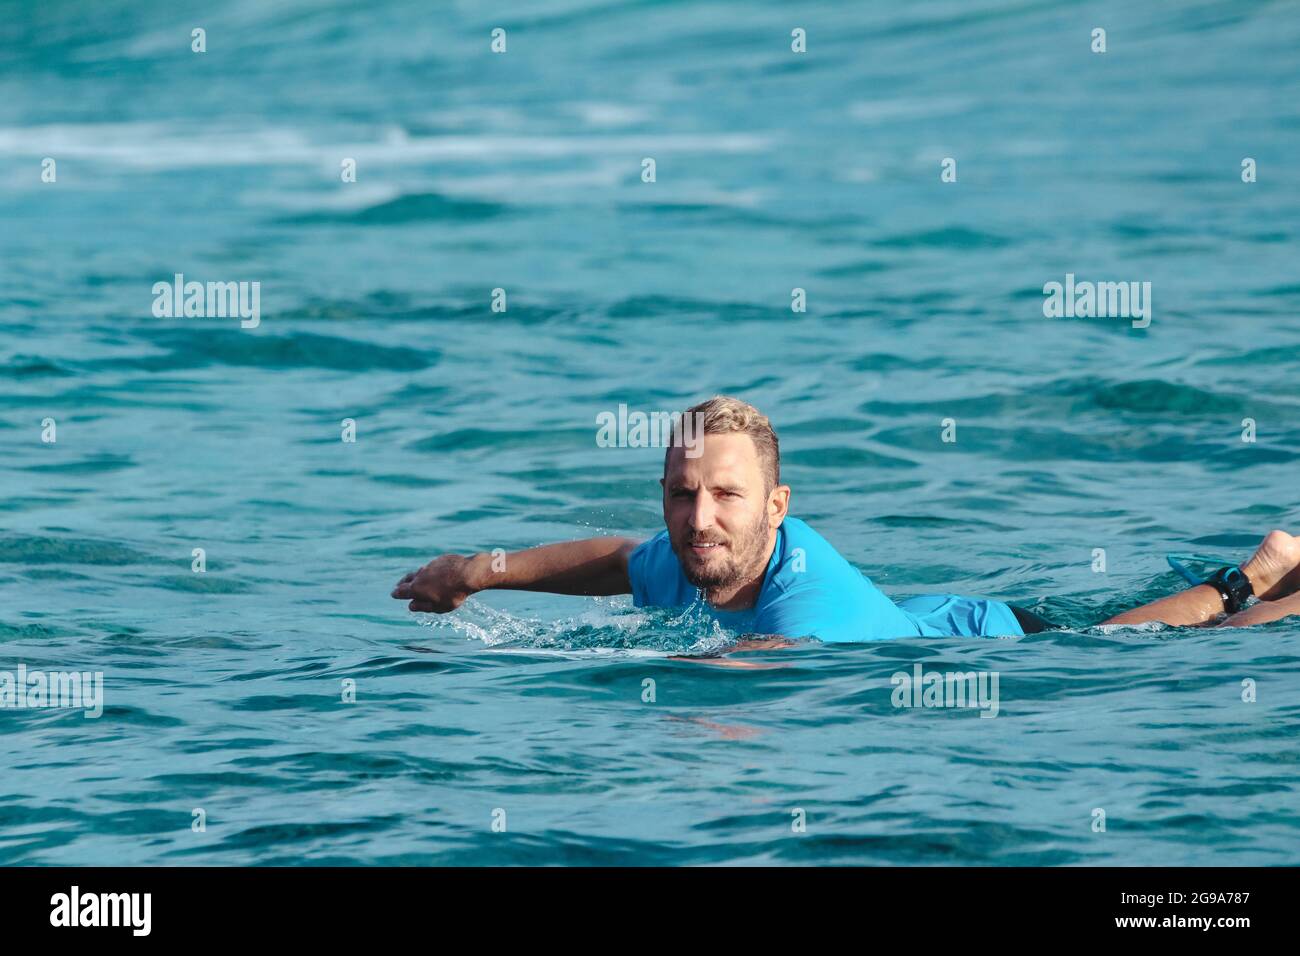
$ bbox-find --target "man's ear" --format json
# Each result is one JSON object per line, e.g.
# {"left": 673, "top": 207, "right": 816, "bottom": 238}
{"left": 768, "top": 484, "right": 791, "bottom": 525}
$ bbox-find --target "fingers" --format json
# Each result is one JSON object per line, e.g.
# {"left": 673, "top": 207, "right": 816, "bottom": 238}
{"left": 392, "top": 570, "right": 418, "bottom": 598}
{"left": 408, "top": 599, "right": 436, "bottom": 613}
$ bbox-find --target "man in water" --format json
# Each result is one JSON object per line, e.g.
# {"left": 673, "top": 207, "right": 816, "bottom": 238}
{"left": 392, "top": 396, "right": 1300, "bottom": 640}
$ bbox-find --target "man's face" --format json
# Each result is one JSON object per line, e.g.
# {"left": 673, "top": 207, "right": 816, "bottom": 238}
{"left": 661, "top": 432, "right": 785, "bottom": 591}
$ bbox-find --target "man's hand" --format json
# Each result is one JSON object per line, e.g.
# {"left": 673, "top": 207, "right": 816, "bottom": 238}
{"left": 391, "top": 554, "right": 483, "bottom": 613}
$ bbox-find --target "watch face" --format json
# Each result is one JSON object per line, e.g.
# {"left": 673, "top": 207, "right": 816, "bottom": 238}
{"left": 1225, "top": 568, "right": 1245, "bottom": 589}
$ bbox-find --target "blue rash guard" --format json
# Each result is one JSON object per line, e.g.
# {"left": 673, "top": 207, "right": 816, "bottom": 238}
{"left": 627, "top": 517, "right": 1025, "bottom": 641}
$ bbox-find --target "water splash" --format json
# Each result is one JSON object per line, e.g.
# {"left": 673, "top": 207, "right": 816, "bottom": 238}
{"left": 416, "top": 597, "right": 737, "bottom": 655}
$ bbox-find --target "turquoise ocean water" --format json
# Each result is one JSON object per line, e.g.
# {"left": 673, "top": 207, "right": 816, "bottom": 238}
{"left": 1, "top": 0, "right": 1299, "bottom": 864}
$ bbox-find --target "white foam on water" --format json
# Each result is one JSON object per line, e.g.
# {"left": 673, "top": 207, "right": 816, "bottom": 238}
{"left": 416, "top": 595, "right": 736, "bottom": 654}
{"left": 0, "top": 124, "right": 772, "bottom": 169}
{"left": 566, "top": 102, "right": 656, "bottom": 128}
{"left": 481, "top": 646, "right": 675, "bottom": 659}
{"left": 848, "top": 96, "right": 973, "bottom": 124}
{"left": 238, "top": 183, "right": 403, "bottom": 211}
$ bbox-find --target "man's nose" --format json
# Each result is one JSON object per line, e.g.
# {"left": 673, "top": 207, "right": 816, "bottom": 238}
{"left": 689, "top": 492, "right": 715, "bottom": 530}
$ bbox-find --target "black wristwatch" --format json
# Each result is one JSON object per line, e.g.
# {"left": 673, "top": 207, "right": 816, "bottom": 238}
{"left": 1203, "top": 566, "right": 1254, "bottom": 615}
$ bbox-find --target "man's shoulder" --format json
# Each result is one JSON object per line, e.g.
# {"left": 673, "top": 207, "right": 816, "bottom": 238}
{"left": 779, "top": 516, "right": 829, "bottom": 545}
{"left": 758, "top": 518, "right": 912, "bottom": 641}
{"left": 630, "top": 528, "right": 671, "bottom": 559}
{"left": 777, "top": 517, "right": 854, "bottom": 564}
{"left": 769, "top": 517, "right": 863, "bottom": 590}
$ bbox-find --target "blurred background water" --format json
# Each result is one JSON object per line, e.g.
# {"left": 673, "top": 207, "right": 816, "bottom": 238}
{"left": 1, "top": 0, "right": 1298, "bottom": 865}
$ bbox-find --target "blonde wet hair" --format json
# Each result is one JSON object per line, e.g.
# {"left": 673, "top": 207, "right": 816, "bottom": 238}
{"left": 664, "top": 395, "right": 780, "bottom": 491}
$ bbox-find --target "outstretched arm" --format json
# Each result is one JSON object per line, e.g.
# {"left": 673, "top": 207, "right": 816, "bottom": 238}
{"left": 391, "top": 537, "right": 641, "bottom": 613}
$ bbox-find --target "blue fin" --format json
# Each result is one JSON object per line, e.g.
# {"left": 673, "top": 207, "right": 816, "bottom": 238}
{"left": 1165, "top": 553, "right": 1228, "bottom": 587}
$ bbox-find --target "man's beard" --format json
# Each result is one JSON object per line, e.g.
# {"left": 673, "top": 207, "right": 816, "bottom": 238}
{"left": 670, "top": 511, "right": 771, "bottom": 592}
